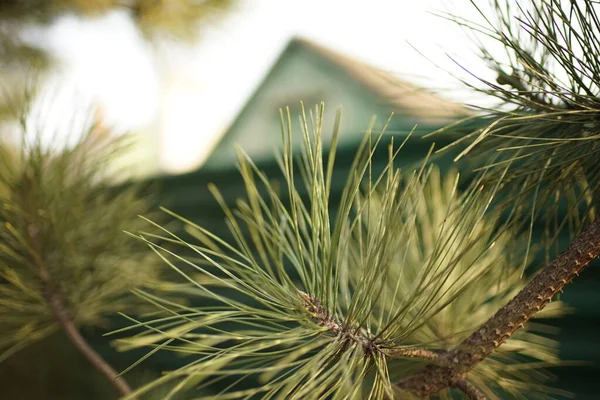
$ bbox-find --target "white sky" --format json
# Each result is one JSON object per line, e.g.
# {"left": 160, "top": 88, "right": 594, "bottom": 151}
{"left": 35, "top": 0, "right": 497, "bottom": 173}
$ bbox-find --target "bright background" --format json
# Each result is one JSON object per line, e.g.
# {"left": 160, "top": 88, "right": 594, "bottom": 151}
{"left": 31, "top": 0, "right": 495, "bottom": 174}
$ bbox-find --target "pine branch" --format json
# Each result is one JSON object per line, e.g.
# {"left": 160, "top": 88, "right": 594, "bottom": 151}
{"left": 381, "top": 347, "right": 443, "bottom": 362}
{"left": 397, "top": 217, "right": 600, "bottom": 398}
{"left": 451, "top": 378, "right": 487, "bottom": 400}
{"left": 116, "top": 106, "right": 567, "bottom": 398}
{"left": 29, "top": 224, "right": 133, "bottom": 398}
{"left": 299, "top": 291, "right": 442, "bottom": 362}
{"left": 1, "top": 123, "right": 162, "bottom": 398}
{"left": 41, "top": 272, "right": 133, "bottom": 397}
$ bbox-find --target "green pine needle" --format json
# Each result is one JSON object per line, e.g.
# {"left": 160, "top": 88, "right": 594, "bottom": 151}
{"left": 115, "top": 103, "right": 566, "bottom": 399}
{"left": 434, "top": 0, "right": 600, "bottom": 261}
{"left": 0, "top": 116, "right": 163, "bottom": 361}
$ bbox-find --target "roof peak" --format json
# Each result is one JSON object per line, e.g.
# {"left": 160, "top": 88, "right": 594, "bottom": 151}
{"left": 283, "top": 36, "right": 469, "bottom": 118}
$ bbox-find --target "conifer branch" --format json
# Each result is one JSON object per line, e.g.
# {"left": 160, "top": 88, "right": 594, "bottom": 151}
{"left": 117, "top": 105, "right": 568, "bottom": 398}
{"left": 299, "top": 291, "right": 442, "bottom": 362}
{"left": 451, "top": 378, "right": 486, "bottom": 400}
{"left": 397, "top": 217, "right": 600, "bottom": 398}
{"left": 41, "top": 272, "right": 133, "bottom": 397}
{"left": 29, "top": 225, "right": 133, "bottom": 398}
{"left": 381, "top": 347, "right": 443, "bottom": 362}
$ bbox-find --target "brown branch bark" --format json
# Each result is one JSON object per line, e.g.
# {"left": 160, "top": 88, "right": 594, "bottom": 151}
{"left": 299, "top": 290, "right": 442, "bottom": 362}
{"left": 380, "top": 347, "right": 443, "bottom": 361}
{"left": 29, "top": 225, "right": 133, "bottom": 398}
{"left": 397, "top": 217, "right": 600, "bottom": 398}
{"left": 43, "top": 281, "right": 133, "bottom": 397}
{"left": 452, "top": 378, "right": 487, "bottom": 400}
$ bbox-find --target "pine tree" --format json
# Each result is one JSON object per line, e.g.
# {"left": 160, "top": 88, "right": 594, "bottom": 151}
{"left": 0, "top": 115, "right": 175, "bottom": 397}
{"left": 110, "top": 1, "right": 600, "bottom": 399}
{"left": 0, "top": 2, "right": 235, "bottom": 398}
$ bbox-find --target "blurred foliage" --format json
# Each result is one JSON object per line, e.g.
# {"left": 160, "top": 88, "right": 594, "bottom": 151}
{"left": 0, "top": 0, "right": 236, "bottom": 125}
{"left": 0, "top": 332, "right": 123, "bottom": 400}
{"left": 130, "top": 0, "right": 237, "bottom": 40}
{"left": 0, "top": 115, "right": 166, "bottom": 363}
{"left": 378, "top": 167, "right": 568, "bottom": 399}
{"left": 0, "top": 0, "right": 236, "bottom": 41}
{"left": 0, "top": 330, "right": 212, "bottom": 400}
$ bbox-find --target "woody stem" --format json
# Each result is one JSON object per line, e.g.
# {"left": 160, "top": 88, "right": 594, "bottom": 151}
{"left": 397, "top": 218, "right": 600, "bottom": 398}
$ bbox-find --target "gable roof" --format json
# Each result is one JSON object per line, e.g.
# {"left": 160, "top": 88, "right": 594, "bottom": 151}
{"left": 202, "top": 37, "right": 469, "bottom": 169}
{"left": 292, "top": 37, "right": 469, "bottom": 118}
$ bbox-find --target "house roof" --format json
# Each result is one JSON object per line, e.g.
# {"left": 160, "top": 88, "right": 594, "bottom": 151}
{"left": 292, "top": 37, "right": 469, "bottom": 118}
{"left": 201, "top": 37, "right": 470, "bottom": 169}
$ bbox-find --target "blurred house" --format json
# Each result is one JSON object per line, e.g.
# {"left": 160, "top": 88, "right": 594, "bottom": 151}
{"left": 202, "top": 37, "right": 469, "bottom": 169}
